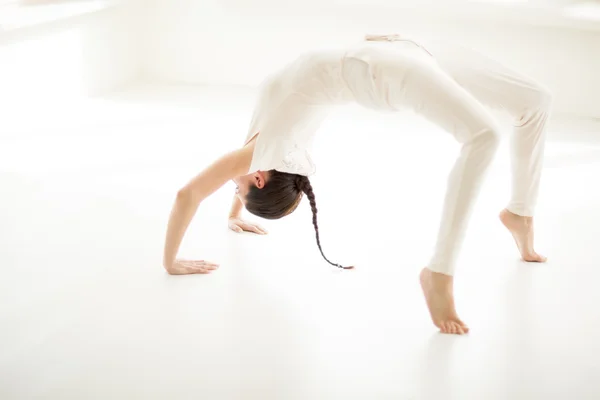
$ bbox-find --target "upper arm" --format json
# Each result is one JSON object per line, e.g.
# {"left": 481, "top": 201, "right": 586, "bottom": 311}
{"left": 179, "top": 145, "right": 253, "bottom": 202}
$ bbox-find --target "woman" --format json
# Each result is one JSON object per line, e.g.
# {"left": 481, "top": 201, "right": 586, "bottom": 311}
{"left": 162, "top": 34, "right": 551, "bottom": 335}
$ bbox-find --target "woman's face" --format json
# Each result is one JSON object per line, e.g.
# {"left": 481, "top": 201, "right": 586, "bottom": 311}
{"left": 232, "top": 171, "right": 266, "bottom": 204}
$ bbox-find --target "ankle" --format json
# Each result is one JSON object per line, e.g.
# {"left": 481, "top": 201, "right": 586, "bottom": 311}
{"left": 503, "top": 208, "right": 532, "bottom": 222}
{"left": 425, "top": 268, "right": 454, "bottom": 288}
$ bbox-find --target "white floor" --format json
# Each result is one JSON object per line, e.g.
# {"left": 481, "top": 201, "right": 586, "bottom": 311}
{"left": 2, "top": 85, "right": 600, "bottom": 399}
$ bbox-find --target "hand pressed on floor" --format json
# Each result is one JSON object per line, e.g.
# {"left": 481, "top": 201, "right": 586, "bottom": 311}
{"left": 228, "top": 218, "right": 268, "bottom": 235}
{"left": 167, "top": 259, "right": 219, "bottom": 275}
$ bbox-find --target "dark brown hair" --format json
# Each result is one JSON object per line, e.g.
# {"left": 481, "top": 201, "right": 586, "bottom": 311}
{"left": 245, "top": 170, "right": 353, "bottom": 269}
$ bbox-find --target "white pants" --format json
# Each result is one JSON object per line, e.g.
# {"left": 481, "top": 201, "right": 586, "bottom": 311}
{"left": 358, "top": 36, "right": 552, "bottom": 275}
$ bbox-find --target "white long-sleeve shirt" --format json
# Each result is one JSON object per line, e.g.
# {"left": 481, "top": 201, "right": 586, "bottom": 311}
{"left": 245, "top": 38, "right": 434, "bottom": 176}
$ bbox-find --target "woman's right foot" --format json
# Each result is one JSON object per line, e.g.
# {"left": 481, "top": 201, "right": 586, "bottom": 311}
{"left": 499, "top": 209, "right": 546, "bottom": 262}
{"left": 420, "top": 268, "right": 469, "bottom": 335}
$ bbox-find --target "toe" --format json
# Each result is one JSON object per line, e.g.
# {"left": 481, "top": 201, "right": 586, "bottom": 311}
{"left": 457, "top": 319, "right": 469, "bottom": 333}
{"left": 452, "top": 322, "right": 462, "bottom": 335}
{"left": 447, "top": 322, "right": 457, "bottom": 335}
{"left": 523, "top": 252, "right": 546, "bottom": 263}
{"left": 439, "top": 322, "right": 448, "bottom": 334}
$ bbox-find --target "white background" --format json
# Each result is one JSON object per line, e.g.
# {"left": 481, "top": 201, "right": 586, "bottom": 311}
{"left": 1, "top": 1, "right": 600, "bottom": 399}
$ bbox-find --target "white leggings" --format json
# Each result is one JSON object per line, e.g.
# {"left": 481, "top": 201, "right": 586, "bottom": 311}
{"left": 362, "top": 36, "right": 552, "bottom": 275}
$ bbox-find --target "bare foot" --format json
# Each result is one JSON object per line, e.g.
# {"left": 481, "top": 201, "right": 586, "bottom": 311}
{"left": 420, "top": 268, "right": 469, "bottom": 335}
{"left": 499, "top": 209, "right": 546, "bottom": 262}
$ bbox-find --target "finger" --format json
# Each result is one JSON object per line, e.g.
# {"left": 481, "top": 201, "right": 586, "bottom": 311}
{"left": 185, "top": 266, "right": 210, "bottom": 274}
{"left": 230, "top": 224, "right": 243, "bottom": 233}
{"left": 184, "top": 261, "right": 204, "bottom": 268}
{"left": 237, "top": 222, "right": 251, "bottom": 231}
{"left": 250, "top": 223, "right": 267, "bottom": 234}
{"left": 185, "top": 260, "right": 218, "bottom": 268}
{"left": 188, "top": 264, "right": 219, "bottom": 273}
{"left": 185, "top": 261, "right": 205, "bottom": 268}
{"left": 249, "top": 226, "right": 266, "bottom": 235}
{"left": 237, "top": 222, "right": 265, "bottom": 234}
{"left": 200, "top": 261, "right": 220, "bottom": 268}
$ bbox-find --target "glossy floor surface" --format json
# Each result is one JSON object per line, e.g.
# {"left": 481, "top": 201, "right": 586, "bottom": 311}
{"left": 2, "top": 85, "right": 600, "bottom": 399}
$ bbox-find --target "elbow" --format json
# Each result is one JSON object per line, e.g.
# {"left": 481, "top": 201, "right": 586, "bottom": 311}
{"left": 176, "top": 187, "right": 191, "bottom": 201}
{"left": 176, "top": 187, "right": 201, "bottom": 204}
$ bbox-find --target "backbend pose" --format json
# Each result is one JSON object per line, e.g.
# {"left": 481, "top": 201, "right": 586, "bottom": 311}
{"left": 162, "top": 34, "right": 551, "bottom": 335}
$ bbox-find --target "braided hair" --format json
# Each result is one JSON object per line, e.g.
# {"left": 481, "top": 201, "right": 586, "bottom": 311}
{"left": 245, "top": 170, "right": 353, "bottom": 269}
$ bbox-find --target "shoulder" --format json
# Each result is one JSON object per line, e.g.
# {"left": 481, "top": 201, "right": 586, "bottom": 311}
{"left": 180, "top": 145, "right": 254, "bottom": 201}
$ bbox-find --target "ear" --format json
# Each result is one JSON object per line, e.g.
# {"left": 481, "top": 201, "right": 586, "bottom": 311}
{"left": 253, "top": 171, "right": 266, "bottom": 189}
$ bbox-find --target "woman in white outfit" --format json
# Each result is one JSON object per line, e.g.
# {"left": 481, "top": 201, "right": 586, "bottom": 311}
{"left": 162, "top": 34, "right": 551, "bottom": 335}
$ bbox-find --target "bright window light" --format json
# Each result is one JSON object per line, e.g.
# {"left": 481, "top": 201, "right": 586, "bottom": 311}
{"left": 564, "top": 1, "right": 600, "bottom": 21}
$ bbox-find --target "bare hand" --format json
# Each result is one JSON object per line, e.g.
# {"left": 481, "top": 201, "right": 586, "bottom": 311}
{"left": 228, "top": 217, "right": 268, "bottom": 235}
{"left": 166, "top": 259, "right": 219, "bottom": 275}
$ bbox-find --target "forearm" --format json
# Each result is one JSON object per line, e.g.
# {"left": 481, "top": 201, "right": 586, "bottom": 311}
{"left": 161, "top": 146, "right": 253, "bottom": 271}
{"left": 163, "top": 191, "right": 202, "bottom": 270}
{"left": 228, "top": 194, "right": 244, "bottom": 219}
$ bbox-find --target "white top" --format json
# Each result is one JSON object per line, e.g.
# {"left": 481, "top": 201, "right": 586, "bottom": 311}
{"left": 245, "top": 38, "right": 433, "bottom": 176}
{"left": 245, "top": 49, "right": 356, "bottom": 176}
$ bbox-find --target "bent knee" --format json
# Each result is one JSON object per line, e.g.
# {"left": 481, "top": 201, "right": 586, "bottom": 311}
{"left": 531, "top": 83, "right": 553, "bottom": 111}
{"left": 509, "top": 83, "right": 553, "bottom": 127}
{"left": 457, "top": 110, "right": 502, "bottom": 153}
{"left": 467, "top": 123, "right": 501, "bottom": 156}
{"left": 479, "top": 126, "right": 502, "bottom": 151}
{"left": 517, "top": 83, "right": 552, "bottom": 118}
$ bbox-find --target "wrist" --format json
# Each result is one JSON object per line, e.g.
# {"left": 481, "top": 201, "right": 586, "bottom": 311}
{"left": 163, "top": 257, "right": 174, "bottom": 270}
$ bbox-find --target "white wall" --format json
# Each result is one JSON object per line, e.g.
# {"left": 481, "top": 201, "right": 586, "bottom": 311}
{"left": 0, "top": 2, "right": 141, "bottom": 107}
{"left": 142, "top": 0, "right": 600, "bottom": 119}
{"left": 3, "top": 0, "right": 598, "bottom": 119}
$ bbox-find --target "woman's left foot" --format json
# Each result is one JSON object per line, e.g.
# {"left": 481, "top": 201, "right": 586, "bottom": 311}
{"left": 499, "top": 208, "right": 547, "bottom": 262}
{"left": 420, "top": 268, "right": 469, "bottom": 335}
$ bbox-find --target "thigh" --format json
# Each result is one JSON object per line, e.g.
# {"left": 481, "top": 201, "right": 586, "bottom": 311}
{"left": 428, "top": 41, "right": 548, "bottom": 117}
{"left": 376, "top": 54, "right": 500, "bottom": 143}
